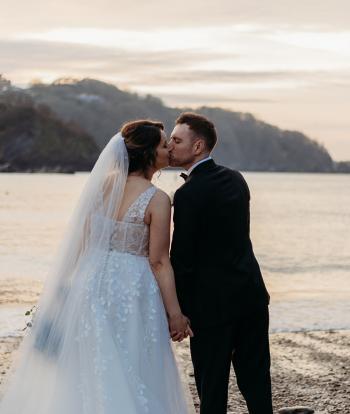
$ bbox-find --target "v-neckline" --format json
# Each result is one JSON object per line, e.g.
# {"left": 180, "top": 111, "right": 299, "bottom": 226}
{"left": 115, "top": 185, "right": 154, "bottom": 222}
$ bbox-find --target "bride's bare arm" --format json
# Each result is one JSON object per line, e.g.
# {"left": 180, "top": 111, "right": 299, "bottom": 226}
{"left": 148, "top": 190, "right": 193, "bottom": 341}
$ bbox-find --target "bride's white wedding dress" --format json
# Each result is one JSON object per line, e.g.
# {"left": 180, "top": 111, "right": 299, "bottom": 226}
{"left": 77, "top": 184, "right": 192, "bottom": 413}
{"left": 0, "top": 183, "right": 193, "bottom": 413}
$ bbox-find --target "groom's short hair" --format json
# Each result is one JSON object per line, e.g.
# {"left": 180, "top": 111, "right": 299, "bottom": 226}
{"left": 175, "top": 112, "right": 217, "bottom": 151}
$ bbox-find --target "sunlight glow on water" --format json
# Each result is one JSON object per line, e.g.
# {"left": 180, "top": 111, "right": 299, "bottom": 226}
{"left": 1, "top": 171, "right": 349, "bottom": 334}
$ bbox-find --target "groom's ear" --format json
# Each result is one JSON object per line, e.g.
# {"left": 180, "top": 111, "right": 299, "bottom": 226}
{"left": 193, "top": 139, "right": 206, "bottom": 155}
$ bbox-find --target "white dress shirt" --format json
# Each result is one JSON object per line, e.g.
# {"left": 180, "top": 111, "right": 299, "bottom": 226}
{"left": 187, "top": 156, "right": 212, "bottom": 175}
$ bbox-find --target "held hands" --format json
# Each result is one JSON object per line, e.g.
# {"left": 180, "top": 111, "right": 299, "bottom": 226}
{"left": 168, "top": 313, "right": 194, "bottom": 342}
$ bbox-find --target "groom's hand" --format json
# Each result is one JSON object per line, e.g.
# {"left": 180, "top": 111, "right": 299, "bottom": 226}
{"left": 169, "top": 314, "right": 194, "bottom": 342}
{"left": 183, "top": 316, "right": 194, "bottom": 339}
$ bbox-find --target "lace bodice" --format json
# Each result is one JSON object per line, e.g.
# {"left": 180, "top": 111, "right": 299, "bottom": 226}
{"left": 109, "top": 185, "right": 157, "bottom": 257}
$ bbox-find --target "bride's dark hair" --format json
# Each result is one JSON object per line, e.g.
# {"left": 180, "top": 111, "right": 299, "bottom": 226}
{"left": 121, "top": 119, "right": 164, "bottom": 174}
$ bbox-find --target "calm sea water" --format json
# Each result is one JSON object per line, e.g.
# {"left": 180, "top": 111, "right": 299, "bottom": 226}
{"left": 1, "top": 171, "right": 350, "bottom": 336}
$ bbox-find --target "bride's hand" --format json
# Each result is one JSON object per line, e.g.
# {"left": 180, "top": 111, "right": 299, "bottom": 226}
{"left": 169, "top": 314, "right": 194, "bottom": 342}
{"left": 168, "top": 313, "right": 187, "bottom": 341}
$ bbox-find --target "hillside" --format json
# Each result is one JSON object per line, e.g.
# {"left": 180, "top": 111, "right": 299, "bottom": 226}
{"left": 0, "top": 83, "right": 99, "bottom": 172}
{"left": 1, "top": 76, "right": 348, "bottom": 172}
{"left": 28, "top": 78, "right": 335, "bottom": 172}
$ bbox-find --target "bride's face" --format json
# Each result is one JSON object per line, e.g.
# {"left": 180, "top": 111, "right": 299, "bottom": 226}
{"left": 154, "top": 131, "right": 170, "bottom": 170}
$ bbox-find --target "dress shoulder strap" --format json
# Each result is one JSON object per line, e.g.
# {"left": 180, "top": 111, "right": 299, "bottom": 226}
{"left": 123, "top": 185, "right": 157, "bottom": 223}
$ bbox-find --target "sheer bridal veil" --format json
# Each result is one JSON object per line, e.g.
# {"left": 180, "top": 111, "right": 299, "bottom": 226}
{"left": 0, "top": 133, "right": 129, "bottom": 412}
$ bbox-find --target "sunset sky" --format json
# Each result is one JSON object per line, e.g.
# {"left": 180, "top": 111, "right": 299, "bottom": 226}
{"left": 1, "top": 0, "right": 349, "bottom": 160}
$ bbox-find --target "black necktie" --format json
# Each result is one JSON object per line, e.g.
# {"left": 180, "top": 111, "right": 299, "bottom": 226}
{"left": 180, "top": 172, "right": 188, "bottom": 181}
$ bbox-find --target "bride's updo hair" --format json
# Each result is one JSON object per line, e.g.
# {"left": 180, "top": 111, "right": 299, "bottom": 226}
{"left": 121, "top": 119, "right": 164, "bottom": 174}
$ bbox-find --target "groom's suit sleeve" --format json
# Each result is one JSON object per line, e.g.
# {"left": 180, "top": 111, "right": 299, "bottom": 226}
{"left": 170, "top": 188, "right": 199, "bottom": 314}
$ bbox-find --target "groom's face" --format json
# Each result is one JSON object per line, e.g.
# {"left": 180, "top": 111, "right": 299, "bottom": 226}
{"left": 168, "top": 123, "right": 197, "bottom": 169}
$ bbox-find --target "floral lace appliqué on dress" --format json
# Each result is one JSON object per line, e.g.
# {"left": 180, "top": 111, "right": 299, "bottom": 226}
{"left": 76, "top": 185, "right": 190, "bottom": 413}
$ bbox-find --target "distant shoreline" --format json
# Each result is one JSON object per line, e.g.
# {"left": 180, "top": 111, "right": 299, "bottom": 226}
{"left": 1, "top": 166, "right": 350, "bottom": 174}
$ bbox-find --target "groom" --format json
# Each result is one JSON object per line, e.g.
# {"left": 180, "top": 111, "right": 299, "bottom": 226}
{"left": 169, "top": 112, "right": 273, "bottom": 414}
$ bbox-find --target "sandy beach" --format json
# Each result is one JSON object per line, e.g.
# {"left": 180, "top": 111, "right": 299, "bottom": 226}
{"left": 177, "top": 331, "right": 350, "bottom": 414}
{"left": 1, "top": 330, "right": 349, "bottom": 413}
{"left": 175, "top": 330, "right": 350, "bottom": 413}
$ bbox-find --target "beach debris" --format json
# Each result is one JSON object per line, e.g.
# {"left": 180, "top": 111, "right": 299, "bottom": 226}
{"left": 23, "top": 305, "right": 37, "bottom": 331}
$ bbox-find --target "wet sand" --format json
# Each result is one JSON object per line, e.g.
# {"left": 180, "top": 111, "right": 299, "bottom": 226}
{"left": 1, "top": 330, "right": 349, "bottom": 413}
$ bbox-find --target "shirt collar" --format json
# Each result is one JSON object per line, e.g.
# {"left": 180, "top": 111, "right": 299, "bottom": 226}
{"left": 186, "top": 156, "right": 212, "bottom": 175}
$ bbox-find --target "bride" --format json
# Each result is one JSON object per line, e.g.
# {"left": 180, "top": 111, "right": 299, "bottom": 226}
{"left": 0, "top": 120, "right": 194, "bottom": 413}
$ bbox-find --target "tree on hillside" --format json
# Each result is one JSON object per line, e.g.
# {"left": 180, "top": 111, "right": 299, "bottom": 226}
{"left": 0, "top": 75, "right": 12, "bottom": 91}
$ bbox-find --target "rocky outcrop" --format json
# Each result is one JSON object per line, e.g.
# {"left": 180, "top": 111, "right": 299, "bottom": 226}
{"left": 0, "top": 88, "right": 99, "bottom": 172}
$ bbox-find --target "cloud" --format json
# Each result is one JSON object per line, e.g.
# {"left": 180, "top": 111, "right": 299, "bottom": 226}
{"left": 124, "top": 69, "right": 350, "bottom": 87}
{"left": 4, "top": 37, "right": 349, "bottom": 92}
{"left": 0, "top": 38, "right": 230, "bottom": 83}
{"left": 1, "top": 0, "right": 350, "bottom": 34}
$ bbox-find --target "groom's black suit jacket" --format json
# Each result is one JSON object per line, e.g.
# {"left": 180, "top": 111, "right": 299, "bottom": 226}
{"left": 170, "top": 159, "right": 270, "bottom": 329}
